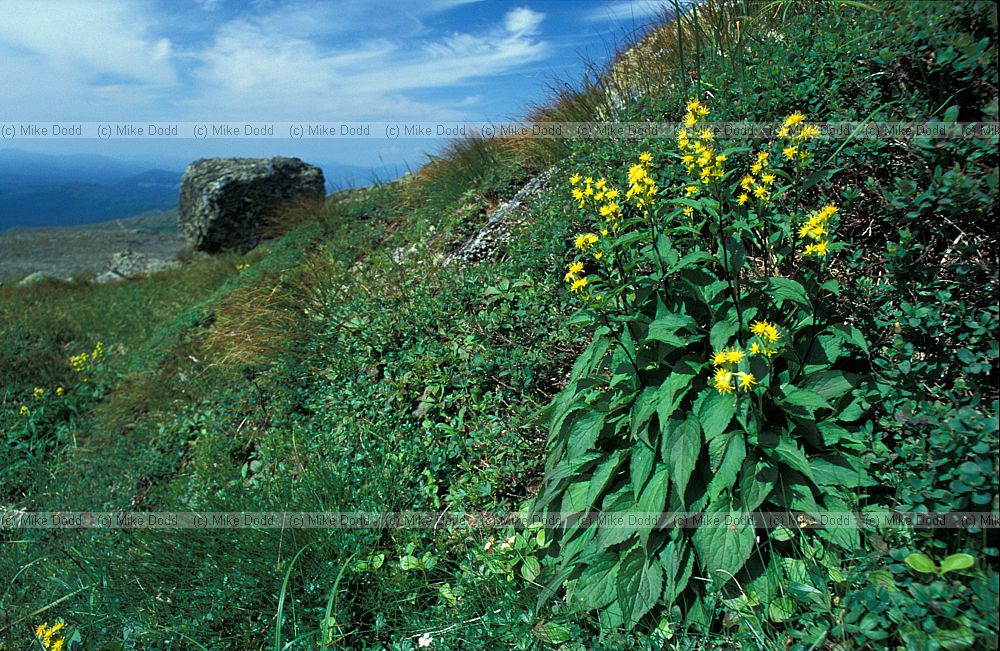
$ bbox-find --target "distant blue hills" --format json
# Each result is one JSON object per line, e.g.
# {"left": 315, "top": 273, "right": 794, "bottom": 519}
{"left": 0, "top": 149, "right": 396, "bottom": 231}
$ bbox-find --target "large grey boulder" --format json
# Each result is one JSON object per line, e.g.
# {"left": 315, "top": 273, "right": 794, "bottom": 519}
{"left": 179, "top": 157, "right": 325, "bottom": 253}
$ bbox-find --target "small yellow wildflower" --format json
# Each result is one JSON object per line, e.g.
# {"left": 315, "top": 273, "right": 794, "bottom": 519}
{"left": 33, "top": 387, "right": 45, "bottom": 400}
{"left": 784, "top": 112, "right": 805, "bottom": 126}
{"left": 698, "top": 128, "right": 714, "bottom": 141}
{"left": 19, "top": 405, "right": 29, "bottom": 416}
{"left": 574, "top": 233, "right": 599, "bottom": 250}
{"left": 725, "top": 348, "right": 745, "bottom": 364}
{"left": 570, "top": 173, "right": 581, "bottom": 185}
{"left": 761, "top": 173, "right": 776, "bottom": 185}
{"left": 740, "top": 175, "right": 754, "bottom": 189}
{"left": 639, "top": 151, "right": 653, "bottom": 163}
{"left": 763, "top": 324, "right": 781, "bottom": 343}
{"left": 711, "top": 350, "right": 729, "bottom": 366}
{"left": 605, "top": 188, "right": 620, "bottom": 200}
{"left": 782, "top": 145, "right": 798, "bottom": 159}
{"left": 750, "top": 320, "right": 770, "bottom": 336}
{"left": 683, "top": 206, "right": 694, "bottom": 217}
{"left": 749, "top": 342, "right": 762, "bottom": 355}
{"left": 570, "top": 277, "right": 588, "bottom": 293}
{"left": 684, "top": 185, "right": 700, "bottom": 197}
{"left": 737, "top": 193, "right": 749, "bottom": 205}
{"left": 571, "top": 188, "right": 584, "bottom": 201}
{"left": 56, "top": 386, "right": 65, "bottom": 396}
{"left": 737, "top": 372, "right": 757, "bottom": 391}
{"left": 753, "top": 186, "right": 768, "bottom": 199}
{"left": 712, "top": 368, "right": 735, "bottom": 394}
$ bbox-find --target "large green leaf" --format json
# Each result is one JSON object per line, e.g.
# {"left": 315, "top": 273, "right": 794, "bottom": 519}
{"left": 630, "top": 440, "right": 656, "bottom": 499}
{"left": 567, "top": 409, "right": 608, "bottom": 458}
{"left": 772, "top": 435, "right": 816, "bottom": 483}
{"left": 800, "top": 370, "right": 857, "bottom": 402}
{"left": 617, "top": 546, "right": 664, "bottom": 628}
{"left": 811, "top": 455, "right": 875, "bottom": 488}
{"left": 692, "top": 503, "right": 755, "bottom": 580}
{"left": 737, "top": 459, "right": 777, "bottom": 512}
{"left": 656, "top": 370, "right": 695, "bottom": 425}
{"left": 707, "top": 432, "right": 746, "bottom": 501}
{"left": 660, "top": 537, "right": 695, "bottom": 604}
{"left": 636, "top": 464, "right": 670, "bottom": 542}
{"left": 569, "top": 553, "right": 620, "bottom": 610}
{"left": 647, "top": 312, "right": 698, "bottom": 347}
{"left": 587, "top": 450, "right": 627, "bottom": 512}
{"left": 663, "top": 415, "right": 701, "bottom": 502}
{"left": 779, "top": 387, "right": 833, "bottom": 414}
{"left": 630, "top": 386, "right": 660, "bottom": 445}
{"left": 710, "top": 313, "right": 739, "bottom": 352}
{"left": 767, "top": 277, "right": 811, "bottom": 307}
{"left": 696, "top": 388, "right": 736, "bottom": 441}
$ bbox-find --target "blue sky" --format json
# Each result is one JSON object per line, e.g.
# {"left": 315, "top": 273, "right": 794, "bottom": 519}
{"left": 0, "top": 0, "right": 673, "bottom": 178}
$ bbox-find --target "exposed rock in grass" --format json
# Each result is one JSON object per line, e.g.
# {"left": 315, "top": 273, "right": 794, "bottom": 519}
{"left": 179, "top": 157, "right": 325, "bottom": 253}
{"left": 445, "top": 168, "right": 553, "bottom": 266}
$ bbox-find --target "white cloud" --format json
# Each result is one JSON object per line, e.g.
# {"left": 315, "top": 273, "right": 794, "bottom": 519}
{"left": 185, "top": 5, "right": 549, "bottom": 120}
{"left": 583, "top": 0, "right": 676, "bottom": 24}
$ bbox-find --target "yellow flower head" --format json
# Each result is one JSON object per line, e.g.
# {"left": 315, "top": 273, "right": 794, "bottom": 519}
{"left": 570, "top": 277, "right": 588, "bottom": 293}
{"left": 595, "top": 178, "right": 607, "bottom": 190}
{"left": 737, "top": 193, "right": 749, "bottom": 205}
{"left": 761, "top": 173, "right": 776, "bottom": 185}
{"left": 784, "top": 112, "right": 805, "bottom": 126}
{"left": 751, "top": 320, "right": 771, "bottom": 336}
{"left": 571, "top": 188, "right": 584, "bottom": 200}
{"left": 782, "top": 145, "right": 798, "bottom": 159}
{"left": 737, "top": 372, "right": 757, "bottom": 391}
{"left": 726, "top": 348, "right": 745, "bottom": 364}
{"left": 712, "top": 368, "right": 735, "bottom": 394}
{"left": 639, "top": 151, "right": 653, "bottom": 164}
{"left": 33, "top": 387, "right": 45, "bottom": 400}
{"left": 763, "top": 324, "right": 781, "bottom": 343}
{"left": 749, "top": 342, "right": 762, "bottom": 355}
{"left": 698, "top": 128, "right": 714, "bottom": 142}
{"left": 605, "top": 188, "right": 620, "bottom": 200}
{"left": 56, "top": 386, "right": 65, "bottom": 396}
{"left": 711, "top": 350, "right": 729, "bottom": 366}
{"left": 569, "top": 173, "right": 581, "bottom": 185}
{"left": 574, "top": 233, "right": 599, "bottom": 250}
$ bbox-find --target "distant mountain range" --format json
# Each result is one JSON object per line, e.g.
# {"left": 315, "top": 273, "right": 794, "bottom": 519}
{"left": 0, "top": 149, "right": 398, "bottom": 231}
{"left": 0, "top": 150, "right": 182, "bottom": 231}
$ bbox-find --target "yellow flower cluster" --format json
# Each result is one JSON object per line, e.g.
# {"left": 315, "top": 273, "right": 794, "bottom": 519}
{"left": 800, "top": 204, "right": 838, "bottom": 257}
{"left": 738, "top": 151, "right": 777, "bottom": 205}
{"left": 33, "top": 387, "right": 45, "bottom": 400}
{"left": 570, "top": 173, "right": 622, "bottom": 232}
{"left": 708, "top": 319, "right": 783, "bottom": 394}
{"left": 563, "top": 260, "right": 601, "bottom": 302}
{"left": 70, "top": 341, "right": 105, "bottom": 374}
{"left": 35, "top": 620, "right": 66, "bottom": 651}
{"left": 19, "top": 405, "right": 29, "bottom": 416}
{"left": 678, "top": 100, "right": 725, "bottom": 192}
{"left": 625, "top": 151, "right": 657, "bottom": 210}
{"left": 777, "top": 112, "right": 820, "bottom": 147}
{"left": 70, "top": 352, "right": 89, "bottom": 373}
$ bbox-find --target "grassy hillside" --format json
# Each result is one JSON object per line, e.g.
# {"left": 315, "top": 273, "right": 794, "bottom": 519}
{"left": 2, "top": 1, "right": 997, "bottom": 649}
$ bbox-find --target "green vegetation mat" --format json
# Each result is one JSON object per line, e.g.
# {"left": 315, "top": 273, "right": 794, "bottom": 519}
{"left": 2, "top": 1, "right": 997, "bottom": 649}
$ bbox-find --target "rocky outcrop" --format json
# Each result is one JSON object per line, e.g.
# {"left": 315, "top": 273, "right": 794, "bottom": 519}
{"left": 444, "top": 169, "right": 553, "bottom": 266}
{"left": 17, "top": 271, "right": 67, "bottom": 286}
{"left": 178, "top": 157, "right": 325, "bottom": 253}
{"left": 93, "top": 248, "right": 176, "bottom": 283}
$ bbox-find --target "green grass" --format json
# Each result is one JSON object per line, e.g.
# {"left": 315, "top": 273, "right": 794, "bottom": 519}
{"left": 2, "top": 1, "right": 997, "bottom": 649}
